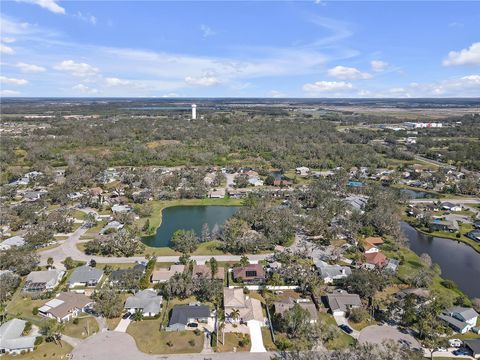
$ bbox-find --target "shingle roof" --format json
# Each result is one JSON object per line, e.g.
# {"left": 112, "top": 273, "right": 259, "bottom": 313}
{"left": 25, "top": 269, "right": 63, "bottom": 286}
{"left": 326, "top": 293, "right": 362, "bottom": 312}
{"left": 168, "top": 305, "right": 210, "bottom": 326}
{"left": 125, "top": 289, "right": 162, "bottom": 314}
{"left": 43, "top": 292, "right": 92, "bottom": 319}
{"left": 68, "top": 266, "right": 103, "bottom": 285}
{"left": 315, "top": 260, "right": 351, "bottom": 279}
{"left": 0, "top": 319, "right": 36, "bottom": 351}
{"left": 464, "top": 339, "right": 480, "bottom": 355}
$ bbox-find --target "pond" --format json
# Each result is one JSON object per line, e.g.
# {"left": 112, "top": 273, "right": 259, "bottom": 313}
{"left": 399, "top": 188, "right": 434, "bottom": 199}
{"left": 142, "top": 205, "right": 240, "bottom": 248}
{"left": 402, "top": 222, "right": 480, "bottom": 298}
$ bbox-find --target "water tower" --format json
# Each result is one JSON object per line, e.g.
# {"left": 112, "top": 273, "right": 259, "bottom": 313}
{"left": 191, "top": 104, "right": 197, "bottom": 120}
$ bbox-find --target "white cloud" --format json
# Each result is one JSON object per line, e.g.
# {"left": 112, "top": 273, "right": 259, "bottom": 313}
{"left": 72, "top": 84, "right": 98, "bottom": 94}
{"left": 16, "top": 62, "right": 46, "bottom": 73}
{"left": 0, "top": 44, "right": 15, "bottom": 54}
{"left": 185, "top": 75, "right": 221, "bottom": 86}
{"left": 303, "top": 80, "right": 353, "bottom": 92}
{"left": 0, "top": 89, "right": 21, "bottom": 96}
{"left": 443, "top": 42, "right": 480, "bottom": 66}
{"left": 200, "top": 24, "right": 215, "bottom": 38}
{"left": 268, "top": 90, "right": 285, "bottom": 98}
{"left": 75, "top": 12, "right": 97, "bottom": 25}
{"left": 0, "top": 37, "right": 16, "bottom": 43}
{"left": 54, "top": 60, "right": 99, "bottom": 77}
{"left": 371, "top": 60, "right": 389, "bottom": 72}
{"left": 0, "top": 76, "right": 28, "bottom": 85}
{"left": 17, "top": 0, "right": 65, "bottom": 14}
{"left": 105, "top": 77, "right": 130, "bottom": 86}
{"left": 327, "top": 65, "right": 372, "bottom": 80}
{"left": 162, "top": 93, "right": 179, "bottom": 98}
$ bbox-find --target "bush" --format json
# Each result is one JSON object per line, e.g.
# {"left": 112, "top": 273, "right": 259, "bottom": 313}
{"left": 349, "top": 307, "right": 369, "bottom": 323}
{"left": 32, "top": 307, "right": 39, "bottom": 315}
{"left": 34, "top": 336, "right": 44, "bottom": 346}
{"left": 193, "top": 329, "right": 201, "bottom": 336}
{"left": 73, "top": 318, "right": 79, "bottom": 325}
{"left": 188, "top": 339, "right": 196, "bottom": 347}
{"left": 238, "top": 335, "right": 251, "bottom": 348}
{"left": 23, "top": 321, "right": 32, "bottom": 335}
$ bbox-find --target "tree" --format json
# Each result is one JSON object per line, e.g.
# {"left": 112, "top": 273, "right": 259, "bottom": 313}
{"left": 420, "top": 253, "right": 432, "bottom": 268}
{"left": 132, "top": 309, "right": 144, "bottom": 322}
{"left": 342, "top": 270, "right": 391, "bottom": 302}
{"left": 47, "top": 257, "right": 54, "bottom": 267}
{"left": 62, "top": 257, "right": 75, "bottom": 270}
{"left": 142, "top": 218, "right": 150, "bottom": 232}
{"left": 348, "top": 307, "right": 369, "bottom": 323}
{"left": 208, "top": 257, "right": 218, "bottom": 280}
{"left": 281, "top": 304, "right": 311, "bottom": 339}
{"left": 92, "top": 289, "right": 124, "bottom": 318}
{"left": 240, "top": 255, "right": 249, "bottom": 267}
{"left": 171, "top": 229, "right": 198, "bottom": 254}
{"left": 40, "top": 319, "right": 64, "bottom": 345}
{"left": 0, "top": 247, "right": 39, "bottom": 276}
{"left": 84, "top": 212, "right": 97, "bottom": 229}
{"left": 229, "top": 309, "right": 240, "bottom": 322}
{"left": 201, "top": 223, "right": 210, "bottom": 242}
{"left": 0, "top": 272, "right": 20, "bottom": 303}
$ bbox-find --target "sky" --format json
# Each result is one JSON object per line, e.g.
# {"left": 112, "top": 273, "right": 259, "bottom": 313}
{"left": 0, "top": 0, "right": 479, "bottom": 98}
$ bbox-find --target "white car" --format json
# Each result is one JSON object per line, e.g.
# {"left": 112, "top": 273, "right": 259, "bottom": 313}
{"left": 435, "top": 347, "right": 448, "bottom": 353}
{"left": 448, "top": 339, "right": 463, "bottom": 348}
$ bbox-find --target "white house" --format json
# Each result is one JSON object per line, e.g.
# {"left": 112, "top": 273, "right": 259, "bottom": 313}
{"left": 124, "top": 289, "right": 162, "bottom": 317}
{"left": 295, "top": 167, "right": 310, "bottom": 176}
{"left": 0, "top": 319, "right": 36, "bottom": 355}
{"left": 0, "top": 235, "right": 25, "bottom": 251}
{"left": 439, "top": 307, "right": 479, "bottom": 334}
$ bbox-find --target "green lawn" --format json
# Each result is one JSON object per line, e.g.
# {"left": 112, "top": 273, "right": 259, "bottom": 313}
{"left": 3, "top": 341, "right": 72, "bottom": 360}
{"left": 6, "top": 292, "right": 47, "bottom": 326}
{"left": 126, "top": 318, "right": 204, "bottom": 354}
{"left": 217, "top": 332, "right": 251, "bottom": 352}
{"left": 62, "top": 316, "right": 99, "bottom": 339}
{"left": 261, "top": 327, "right": 277, "bottom": 351}
{"left": 318, "top": 313, "right": 356, "bottom": 350}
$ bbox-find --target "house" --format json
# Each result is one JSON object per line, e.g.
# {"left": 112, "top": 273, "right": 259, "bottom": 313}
{"left": 208, "top": 188, "right": 226, "bottom": 199}
{"left": 232, "top": 264, "right": 266, "bottom": 284}
{"left": 441, "top": 202, "right": 462, "bottom": 212}
{"left": 295, "top": 167, "right": 310, "bottom": 176}
{"left": 111, "top": 204, "right": 132, "bottom": 214}
{"left": 364, "top": 252, "right": 388, "bottom": 269}
{"left": 274, "top": 298, "right": 318, "bottom": 323}
{"left": 315, "top": 260, "right": 351, "bottom": 284}
{"left": 124, "top": 289, "right": 162, "bottom": 317}
{"left": 110, "top": 264, "right": 146, "bottom": 284}
{"left": 363, "top": 237, "right": 384, "bottom": 252}
{"left": 464, "top": 339, "right": 480, "bottom": 359}
{"left": 273, "top": 179, "right": 292, "bottom": 187}
{"left": 68, "top": 265, "right": 104, "bottom": 288}
{"left": 100, "top": 220, "right": 124, "bottom": 234}
{"left": 0, "top": 319, "right": 36, "bottom": 355}
{"left": 430, "top": 219, "right": 459, "bottom": 232}
{"left": 466, "top": 230, "right": 480, "bottom": 243}
{"left": 23, "top": 269, "right": 65, "bottom": 293}
{"left": 193, "top": 264, "right": 225, "bottom": 281}
{"left": 67, "top": 192, "right": 83, "bottom": 200}
{"left": 385, "top": 259, "right": 400, "bottom": 273}
{"left": 248, "top": 177, "right": 264, "bottom": 187}
{"left": 151, "top": 265, "right": 185, "bottom": 283}
{"left": 439, "top": 307, "right": 479, "bottom": 334}
{"left": 223, "top": 288, "right": 264, "bottom": 324}
{"left": 166, "top": 304, "right": 213, "bottom": 331}
{"left": 38, "top": 292, "right": 93, "bottom": 322}
{"left": 326, "top": 292, "right": 362, "bottom": 316}
{"left": 0, "top": 235, "right": 25, "bottom": 251}
{"left": 23, "top": 190, "right": 47, "bottom": 202}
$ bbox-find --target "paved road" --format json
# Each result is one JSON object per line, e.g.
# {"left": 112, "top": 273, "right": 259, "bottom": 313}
{"left": 409, "top": 197, "right": 480, "bottom": 204}
{"left": 358, "top": 325, "right": 421, "bottom": 350}
{"left": 39, "top": 225, "right": 273, "bottom": 266}
{"left": 71, "top": 331, "right": 275, "bottom": 360}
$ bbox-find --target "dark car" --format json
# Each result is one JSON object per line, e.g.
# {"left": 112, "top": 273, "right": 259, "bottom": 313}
{"left": 339, "top": 324, "right": 353, "bottom": 334}
{"left": 122, "top": 312, "right": 132, "bottom": 319}
{"left": 453, "top": 349, "right": 470, "bottom": 356}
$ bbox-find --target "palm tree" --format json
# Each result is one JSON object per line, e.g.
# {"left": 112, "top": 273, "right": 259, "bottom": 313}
{"left": 209, "top": 257, "right": 218, "bottom": 280}
{"left": 239, "top": 255, "right": 249, "bottom": 267}
{"left": 229, "top": 309, "right": 240, "bottom": 323}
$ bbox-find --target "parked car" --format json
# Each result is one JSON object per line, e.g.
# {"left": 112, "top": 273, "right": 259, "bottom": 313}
{"left": 453, "top": 349, "right": 470, "bottom": 356}
{"left": 122, "top": 312, "right": 132, "bottom": 319}
{"left": 435, "top": 347, "right": 447, "bottom": 352}
{"left": 339, "top": 324, "right": 353, "bottom": 334}
{"left": 448, "top": 339, "right": 463, "bottom": 348}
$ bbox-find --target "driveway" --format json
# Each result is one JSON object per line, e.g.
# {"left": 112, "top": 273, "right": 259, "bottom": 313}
{"left": 247, "top": 320, "right": 266, "bottom": 353}
{"left": 114, "top": 318, "right": 131, "bottom": 333}
{"left": 72, "top": 331, "right": 274, "bottom": 360}
{"left": 358, "top": 325, "right": 421, "bottom": 350}
{"left": 333, "top": 315, "right": 359, "bottom": 339}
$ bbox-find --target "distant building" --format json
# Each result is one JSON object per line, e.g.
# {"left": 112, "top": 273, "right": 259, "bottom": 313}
{"left": 439, "top": 307, "right": 479, "bottom": 334}
{"left": 0, "top": 235, "right": 25, "bottom": 251}
{"left": 191, "top": 104, "right": 197, "bottom": 120}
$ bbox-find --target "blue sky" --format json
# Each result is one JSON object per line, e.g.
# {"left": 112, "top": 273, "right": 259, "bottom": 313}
{"left": 0, "top": 0, "right": 479, "bottom": 97}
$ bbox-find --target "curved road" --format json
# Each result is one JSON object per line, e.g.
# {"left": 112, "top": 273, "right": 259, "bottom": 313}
{"left": 39, "top": 225, "right": 273, "bottom": 267}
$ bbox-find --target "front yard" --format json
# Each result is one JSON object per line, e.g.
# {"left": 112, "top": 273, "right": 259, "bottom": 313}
{"left": 126, "top": 318, "right": 204, "bottom": 354}
{"left": 3, "top": 341, "right": 72, "bottom": 360}
{"left": 217, "top": 332, "right": 251, "bottom": 352}
{"left": 62, "top": 316, "right": 99, "bottom": 339}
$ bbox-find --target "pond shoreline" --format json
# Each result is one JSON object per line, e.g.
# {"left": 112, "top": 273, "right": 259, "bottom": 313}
{"left": 403, "top": 218, "right": 480, "bottom": 254}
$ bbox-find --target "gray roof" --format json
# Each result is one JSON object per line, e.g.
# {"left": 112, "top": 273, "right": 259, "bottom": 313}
{"left": 168, "top": 305, "right": 210, "bottom": 326}
{"left": 464, "top": 339, "right": 480, "bottom": 355}
{"left": 326, "top": 293, "right": 362, "bottom": 312}
{"left": 449, "top": 307, "right": 479, "bottom": 322}
{"left": 0, "top": 236, "right": 25, "bottom": 250}
{"left": 68, "top": 265, "right": 103, "bottom": 285}
{"left": 25, "top": 269, "right": 63, "bottom": 285}
{"left": 125, "top": 289, "right": 162, "bottom": 314}
{"left": 438, "top": 314, "right": 469, "bottom": 332}
{"left": 0, "top": 319, "right": 36, "bottom": 351}
{"left": 315, "top": 260, "right": 351, "bottom": 279}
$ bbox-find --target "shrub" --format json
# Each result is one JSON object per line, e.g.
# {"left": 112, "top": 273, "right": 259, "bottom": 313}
{"left": 73, "top": 318, "right": 79, "bottom": 325}
{"left": 34, "top": 336, "right": 44, "bottom": 346}
{"left": 166, "top": 340, "right": 173, "bottom": 347}
{"left": 32, "top": 307, "right": 39, "bottom": 315}
{"left": 188, "top": 339, "right": 196, "bottom": 347}
{"left": 349, "top": 307, "right": 369, "bottom": 323}
{"left": 193, "top": 329, "right": 201, "bottom": 336}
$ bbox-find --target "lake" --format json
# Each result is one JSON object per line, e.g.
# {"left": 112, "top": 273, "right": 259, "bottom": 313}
{"left": 402, "top": 222, "right": 480, "bottom": 298}
{"left": 142, "top": 205, "right": 240, "bottom": 248}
